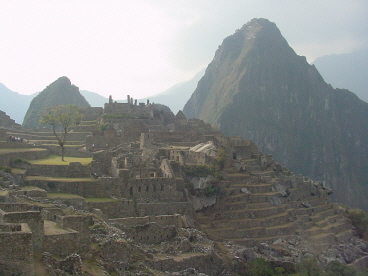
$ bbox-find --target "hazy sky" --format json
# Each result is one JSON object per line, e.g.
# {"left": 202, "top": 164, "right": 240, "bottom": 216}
{"left": 1, "top": 0, "right": 367, "bottom": 100}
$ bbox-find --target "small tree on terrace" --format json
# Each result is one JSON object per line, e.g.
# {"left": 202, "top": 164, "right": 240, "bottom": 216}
{"left": 39, "top": 104, "right": 82, "bottom": 161}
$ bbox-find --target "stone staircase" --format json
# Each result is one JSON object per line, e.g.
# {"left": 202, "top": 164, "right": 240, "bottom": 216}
{"left": 196, "top": 156, "right": 353, "bottom": 251}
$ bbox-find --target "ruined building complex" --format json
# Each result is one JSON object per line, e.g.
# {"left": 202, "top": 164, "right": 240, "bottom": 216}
{"left": 0, "top": 97, "right": 367, "bottom": 275}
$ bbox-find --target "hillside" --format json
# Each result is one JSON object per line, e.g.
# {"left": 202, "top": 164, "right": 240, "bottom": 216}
{"left": 313, "top": 49, "right": 368, "bottom": 103}
{"left": 183, "top": 18, "right": 368, "bottom": 210}
{"left": 22, "top": 76, "right": 90, "bottom": 129}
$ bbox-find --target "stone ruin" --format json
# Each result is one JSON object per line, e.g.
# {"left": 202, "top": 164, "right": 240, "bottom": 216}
{"left": 0, "top": 95, "right": 367, "bottom": 275}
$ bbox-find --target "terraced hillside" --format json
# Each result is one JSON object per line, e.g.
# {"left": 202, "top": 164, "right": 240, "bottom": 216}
{"left": 196, "top": 151, "right": 352, "bottom": 256}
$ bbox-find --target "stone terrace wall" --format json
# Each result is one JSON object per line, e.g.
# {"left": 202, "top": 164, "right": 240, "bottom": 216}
{"left": 43, "top": 232, "right": 80, "bottom": 257}
{"left": 109, "top": 214, "right": 184, "bottom": 228}
{"left": 47, "top": 147, "right": 92, "bottom": 158}
{"left": 26, "top": 163, "right": 91, "bottom": 178}
{"left": 0, "top": 223, "right": 34, "bottom": 276}
{"left": 137, "top": 202, "right": 192, "bottom": 216}
{"left": 0, "top": 148, "right": 49, "bottom": 166}
{"left": 87, "top": 199, "right": 134, "bottom": 218}
{"left": 27, "top": 178, "right": 123, "bottom": 198}
{"left": 122, "top": 222, "right": 177, "bottom": 244}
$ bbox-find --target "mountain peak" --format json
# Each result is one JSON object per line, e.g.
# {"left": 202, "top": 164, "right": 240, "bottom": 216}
{"left": 183, "top": 19, "right": 368, "bottom": 210}
{"left": 22, "top": 77, "right": 89, "bottom": 128}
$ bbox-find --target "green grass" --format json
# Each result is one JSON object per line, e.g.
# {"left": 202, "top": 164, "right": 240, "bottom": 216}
{"left": 47, "top": 193, "right": 84, "bottom": 199}
{"left": 11, "top": 168, "right": 26, "bottom": 174}
{"left": 28, "top": 155, "right": 92, "bottom": 166}
{"left": 0, "top": 191, "right": 9, "bottom": 196}
{"left": 26, "top": 176, "right": 97, "bottom": 182}
{"left": 0, "top": 148, "right": 47, "bottom": 154}
{"left": 85, "top": 197, "right": 117, "bottom": 203}
{"left": 21, "top": 186, "right": 44, "bottom": 191}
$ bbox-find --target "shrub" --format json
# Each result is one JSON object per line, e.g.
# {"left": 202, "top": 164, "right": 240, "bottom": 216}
{"left": 182, "top": 164, "right": 217, "bottom": 177}
{"left": 345, "top": 208, "right": 368, "bottom": 240}
{"left": 0, "top": 166, "right": 12, "bottom": 173}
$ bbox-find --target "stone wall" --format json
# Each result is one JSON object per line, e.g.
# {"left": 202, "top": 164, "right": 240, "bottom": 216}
{"left": 56, "top": 215, "right": 92, "bottom": 250}
{"left": 48, "top": 147, "right": 92, "bottom": 158}
{"left": 0, "top": 148, "right": 49, "bottom": 166}
{"left": 151, "top": 252, "right": 224, "bottom": 275}
{"left": 26, "top": 162, "right": 91, "bottom": 178}
{"left": 109, "top": 214, "right": 184, "bottom": 228}
{"left": 137, "top": 202, "right": 192, "bottom": 216}
{"left": 87, "top": 199, "right": 135, "bottom": 218}
{"left": 0, "top": 207, "right": 44, "bottom": 250}
{"left": 0, "top": 223, "right": 34, "bottom": 276}
{"left": 43, "top": 231, "right": 80, "bottom": 257}
{"left": 121, "top": 222, "right": 177, "bottom": 244}
{"left": 128, "top": 178, "right": 181, "bottom": 202}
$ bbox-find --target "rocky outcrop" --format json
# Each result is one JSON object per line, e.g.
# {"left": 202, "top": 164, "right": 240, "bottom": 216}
{"left": 183, "top": 18, "right": 368, "bottom": 210}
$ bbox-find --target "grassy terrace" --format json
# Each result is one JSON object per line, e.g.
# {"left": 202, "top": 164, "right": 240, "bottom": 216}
{"left": 47, "top": 193, "right": 84, "bottom": 199}
{"left": 26, "top": 176, "right": 98, "bottom": 182}
{"left": 0, "top": 148, "right": 47, "bottom": 154}
{"left": 84, "top": 197, "right": 117, "bottom": 203}
{"left": 28, "top": 155, "right": 92, "bottom": 166}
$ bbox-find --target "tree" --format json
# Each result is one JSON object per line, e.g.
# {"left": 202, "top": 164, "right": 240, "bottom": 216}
{"left": 39, "top": 104, "right": 82, "bottom": 161}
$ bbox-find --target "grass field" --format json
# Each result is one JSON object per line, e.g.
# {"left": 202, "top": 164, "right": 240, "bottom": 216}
{"left": 84, "top": 197, "right": 117, "bottom": 203}
{"left": 47, "top": 193, "right": 84, "bottom": 199}
{"left": 26, "top": 176, "right": 98, "bottom": 182}
{"left": 28, "top": 155, "right": 92, "bottom": 166}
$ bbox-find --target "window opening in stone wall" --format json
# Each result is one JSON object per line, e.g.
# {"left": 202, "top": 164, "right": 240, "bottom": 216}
{"left": 130, "top": 187, "right": 133, "bottom": 195}
{"left": 138, "top": 186, "right": 141, "bottom": 192}
{"left": 161, "top": 185, "right": 164, "bottom": 191}
{"left": 146, "top": 186, "right": 149, "bottom": 192}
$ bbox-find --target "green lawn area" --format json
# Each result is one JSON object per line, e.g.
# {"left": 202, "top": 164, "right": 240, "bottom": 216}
{"left": 0, "top": 148, "right": 47, "bottom": 154}
{"left": 11, "top": 168, "right": 26, "bottom": 174}
{"left": 47, "top": 193, "right": 84, "bottom": 199}
{"left": 28, "top": 155, "right": 92, "bottom": 166}
{"left": 84, "top": 197, "right": 117, "bottom": 203}
{"left": 0, "top": 191, "right": 8, "bottom": 196}
{"left": 26, "top": 176, "right": 97, "bottom": 182}
{"left": 21, "top": 186, "right": 44, "bottom": 191}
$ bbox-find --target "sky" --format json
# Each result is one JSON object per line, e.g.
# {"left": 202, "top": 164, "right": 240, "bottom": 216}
{"left": 1, "top": 0, "right": 367, "bottom": 100}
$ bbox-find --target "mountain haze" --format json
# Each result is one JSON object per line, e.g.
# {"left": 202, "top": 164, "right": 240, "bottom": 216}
{"left": 22, "top": 76, "right": 90, "bottom": 128}
{"left": 313, "top": 50, "right": 368, "bottom": 103}
{"left": 0, "top": 83, "right": 34, "bottom": 124}
{"left": 184, "top": 18, "right": 368, "bottom": 210}
{"left": 138, "top": 69, "right": 205, "bottom": 114}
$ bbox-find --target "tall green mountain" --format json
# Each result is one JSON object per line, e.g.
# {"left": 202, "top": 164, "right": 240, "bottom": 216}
{"left": 22, "top": 76, "right": 90, "bottom": 128}
{"left": 183, "top": 18, "right": 368, "bottom": 210}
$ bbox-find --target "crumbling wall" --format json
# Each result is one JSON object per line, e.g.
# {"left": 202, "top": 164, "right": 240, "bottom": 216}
{"left": 43, "top": 252, "right": 82, "bottom": 276}
{"left": 121, "top": 222, "right": 177, "bottom": 244}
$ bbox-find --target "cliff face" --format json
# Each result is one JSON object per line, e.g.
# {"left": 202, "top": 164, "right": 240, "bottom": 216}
{"left": 183, "top": 18, "right": 368, "bottom": 210}
{"left": 22, "top": 76, "right": 90, "bottom": 128}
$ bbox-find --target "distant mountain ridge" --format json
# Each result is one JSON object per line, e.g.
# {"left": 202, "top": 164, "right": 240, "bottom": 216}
{"left": 184, "top": 18, "right": 368, "bottom": 210}
{"left": 313, "top": 49, "right": 368, "bottom": 103}
{"left": 0, "top": 83, "right": 35, "bottom": 124}
{"left": 22, "top": 76, "right": 90, "bottom": 128}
